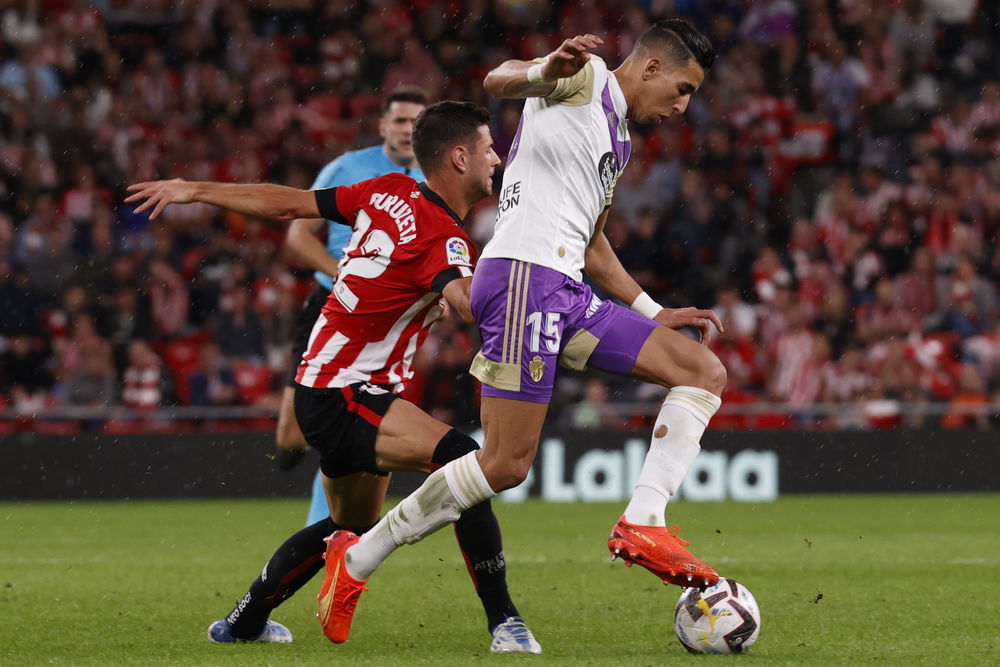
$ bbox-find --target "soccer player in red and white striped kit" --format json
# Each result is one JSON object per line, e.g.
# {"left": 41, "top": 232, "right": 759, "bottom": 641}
{"left": 126, "top": 101, "right": 542, "bottom": 653}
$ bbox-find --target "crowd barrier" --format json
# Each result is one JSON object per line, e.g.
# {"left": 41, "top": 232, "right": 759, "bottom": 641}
{"left": 1, "top": 429, "right": 995, "bottom": 501}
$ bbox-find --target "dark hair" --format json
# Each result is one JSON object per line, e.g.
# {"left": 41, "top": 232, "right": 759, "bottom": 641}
{"left": 412, "top": 101, "right": 491, "bottom": 173}
{"left": 636, "top": 19, "right": 715, "bottom": 72}
{"left": 383, "top": 86, "right": 429, "bottom": 114}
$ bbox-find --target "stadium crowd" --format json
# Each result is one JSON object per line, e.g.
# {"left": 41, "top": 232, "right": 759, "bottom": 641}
{"left": 2, "top": 0, "right": 1000, "bottom": 432}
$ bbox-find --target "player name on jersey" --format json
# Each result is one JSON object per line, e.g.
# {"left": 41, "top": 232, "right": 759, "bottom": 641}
{"left": 369, "top": 191, "right": 418, "bottom": 243}
{"left": 296, "top": 174, "right": 475, "bottom": 392}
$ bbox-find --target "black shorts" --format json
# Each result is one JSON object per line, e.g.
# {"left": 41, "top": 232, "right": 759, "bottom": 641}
{"left": 293, "top": 382, "right": 399, "bottom": 479}
{"left": 288, "top": 284, "right": 332, "bottom": 386}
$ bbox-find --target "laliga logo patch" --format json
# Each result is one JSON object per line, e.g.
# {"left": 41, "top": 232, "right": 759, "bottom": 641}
{"left": 598, "top": 152, "right": 618, "bottom": 195}
{"left": 447, "top": 237, "right": 471, "bottom": 265}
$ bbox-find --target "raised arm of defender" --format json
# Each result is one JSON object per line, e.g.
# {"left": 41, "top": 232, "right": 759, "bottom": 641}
{"left": 125, "top": 178, "right": 323, "bottom": 223}
{"left": 483, "top": 34, "right": 603, "bottom": 99}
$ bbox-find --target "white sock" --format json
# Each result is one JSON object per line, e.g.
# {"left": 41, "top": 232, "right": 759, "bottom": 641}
{"left": 345, "top": 452, "right": 495, "bottom": 580}
{"left": 623, "top": 386, "right": 721, "bottom": 527}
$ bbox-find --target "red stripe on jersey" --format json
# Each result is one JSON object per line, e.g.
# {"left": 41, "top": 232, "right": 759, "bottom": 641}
{"left": 294, "top": 174, "right": 475, "bottom": 394}
{"left": 340, "top": 386, "right": 384, "bottom": 427}
{"left": 312, "top": 338, "right": 367, "bottom": 389}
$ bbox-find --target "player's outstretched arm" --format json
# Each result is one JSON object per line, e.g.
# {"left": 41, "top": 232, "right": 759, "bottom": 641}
{"left": 483, "top": 34, "right": 603, "bottom": 99}
{"left": 125, "top": 178, "right": 321, "bottom": 223}
{"left": 442, "top": 277, "right": 475, "bottom": 325}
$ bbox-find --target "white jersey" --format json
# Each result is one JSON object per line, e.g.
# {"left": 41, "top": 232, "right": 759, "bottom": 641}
{"left": 481, "top": 56, "right": 631, "bottom": 281}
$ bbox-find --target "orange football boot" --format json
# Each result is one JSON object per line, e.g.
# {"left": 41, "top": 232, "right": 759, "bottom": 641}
{"left": 317, "top": 530, "right": 369, "bottom": 643}
{"left": 608, "top": 516, "right": 718, "bottom": 589}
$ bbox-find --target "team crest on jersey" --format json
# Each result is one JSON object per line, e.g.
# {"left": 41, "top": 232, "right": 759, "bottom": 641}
{"left": 598, "top": 152, "right": 618, "bottom": 195}
{"left": 529, "top": 356, "right": 545, "bottom": 383}
{"left": 446, "top": 237, "right": 472, "bottom": 265}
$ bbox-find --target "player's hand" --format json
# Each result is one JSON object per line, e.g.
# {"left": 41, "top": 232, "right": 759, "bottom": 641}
{"left": 653, "top": 307, "right": 723, "bottom": 345}
{"left": 124, "top": 178, "right": 196, "bottom": 220}
{"left": 543, "top": 34, "right": 603, "bottom": 81}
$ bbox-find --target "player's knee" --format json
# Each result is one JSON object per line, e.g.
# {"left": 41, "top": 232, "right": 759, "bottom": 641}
{"left": 432, "top": 429, "right": 479, "bottom": 468}
{"left": 492, "top": 455, "right": 532, "bottom": 492}
{"left": 702, "top": 354, "right": 727, "bottom": 396}
{"left": 275, "top": 422, "right": 305, "bottom": 452}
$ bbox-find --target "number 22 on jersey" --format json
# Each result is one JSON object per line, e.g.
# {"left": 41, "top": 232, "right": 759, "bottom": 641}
{"left": 333, "top": 210, "right": 395, "bottom": 312}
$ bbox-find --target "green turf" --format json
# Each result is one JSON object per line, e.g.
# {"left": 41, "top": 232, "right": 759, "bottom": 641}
{"left": 2, "top": 494, "right": 998, "bottom": 666}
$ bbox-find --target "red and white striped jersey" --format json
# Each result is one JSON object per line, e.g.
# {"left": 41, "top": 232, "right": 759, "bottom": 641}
{"left": 295, "top": 174, "right": 476, "bottom": 392}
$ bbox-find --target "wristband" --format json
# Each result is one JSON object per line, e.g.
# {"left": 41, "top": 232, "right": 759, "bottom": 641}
{"left": 631, "top": 292, "right": 663, "bottom": 319}
{"left": 527, "top": 61, "right": 548, "bottom": 84}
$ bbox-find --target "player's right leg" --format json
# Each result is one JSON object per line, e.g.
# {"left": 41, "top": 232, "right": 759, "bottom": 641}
{"left": 208, "top": 504, "right": 377, "bottom": 643}
{"left": 322, "top": 395, "right": 536, "bottom": 649}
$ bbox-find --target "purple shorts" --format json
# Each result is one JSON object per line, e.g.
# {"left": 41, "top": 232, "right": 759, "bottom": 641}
{"left": 469, "top": 258, "right": 659, "bottom": 403}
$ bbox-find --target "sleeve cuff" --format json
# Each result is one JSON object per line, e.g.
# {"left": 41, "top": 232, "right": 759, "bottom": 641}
{"left": 314, "top": 188, "right": 349, "bottom": 225}
{"left": 431, "top": 266, "right": 471, "bottom": 294}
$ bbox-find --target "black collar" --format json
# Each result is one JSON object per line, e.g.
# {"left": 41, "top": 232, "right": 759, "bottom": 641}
{"left": 418, "top": 182, "right": 463, "bottom": 227}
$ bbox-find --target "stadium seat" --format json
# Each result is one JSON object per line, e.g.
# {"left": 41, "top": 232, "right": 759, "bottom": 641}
{"left": 164, "top": 336, "right": 209, "bottom": 405}
{"left": 233, "top": 364, "right": 274, "bottom": 405}
{"left": 306, "top": 94, "right": 344, "bottom": 120}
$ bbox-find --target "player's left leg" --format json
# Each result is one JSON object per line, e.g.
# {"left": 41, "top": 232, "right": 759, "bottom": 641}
{"left": 577, "top": 304, "right": 725, "bottom": 587}
{"left": 276, "top": 285, "right": 331, "bottom": 524}
{"left": 622, "top": 324, "right": 726, "bottom": 526}
{"left": 209, "top": 471, "right": 384, "bottom": 643}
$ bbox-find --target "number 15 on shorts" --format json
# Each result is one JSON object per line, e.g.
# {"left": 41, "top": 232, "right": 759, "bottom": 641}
{"left": 525, "top": 312, "right": 561, "bottom": 353}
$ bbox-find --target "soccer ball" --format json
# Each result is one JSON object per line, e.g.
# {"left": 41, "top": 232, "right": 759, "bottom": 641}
{"left": 674, "top": 578, "right": 760, "bottom": 654}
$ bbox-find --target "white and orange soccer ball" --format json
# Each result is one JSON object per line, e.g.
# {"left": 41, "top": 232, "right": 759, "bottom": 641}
{"left": 674, "top": 578, "right": 761, "bottom": 654}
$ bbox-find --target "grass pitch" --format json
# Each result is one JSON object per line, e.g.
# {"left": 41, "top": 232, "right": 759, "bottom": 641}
{"left": 2, "top": 494, "right": 998, "bottom": 666}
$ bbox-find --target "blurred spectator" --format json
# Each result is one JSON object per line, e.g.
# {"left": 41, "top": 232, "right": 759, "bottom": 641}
{"left": 940, "top": 363, "right": 990, "bottom": 430}
{"left": 711, "top": 284, "right": 758, "bottom": 340}
{"left": 64, "top": 346, "right": 116, "bottom": 407}
{"left": 569, "top": 378, "right": 615, "bottom": 430}
{"left": 147, "top": 258, "right": 189, "bottom": 339}
{"left": 121, "top": 340, "right": 167, "bottom": 408}
{"left": 0, "top": 262, "right": 39, "bottom": 337}
{"left": 738, "top": 0, "right": 797, "bottom": 45}
{"left": 0, "top": 0, "right": 998, "bottom": 431}
{"left": 770, "top": 305, "right": 819, "bottom": 407}
{"left": 0, "top": 334, "right": 51, "bottom": 397}
{"left": 213, "top": 287, "right": 265, "bottom": 362}
{"left": 0, "top": 38, "right": 62, "bottom": 100}
{"left": 938, "top": 256, "right": 997, "bottom": 337}
{"left": 895, "top": 246, "right": 940, "bottom": 326}
{"left": 188, "top": 342, "right": 239, "bottom": 407}
{"left": 856, "top": 277, "right": 915, "bottom": 343}
{"left": 811, "top": 283, "right": 856, "bottom": 359}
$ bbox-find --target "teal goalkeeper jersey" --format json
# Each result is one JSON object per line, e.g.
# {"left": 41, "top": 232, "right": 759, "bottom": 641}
{"left": 310, "top": 145, "right": 424, "bottom": 290}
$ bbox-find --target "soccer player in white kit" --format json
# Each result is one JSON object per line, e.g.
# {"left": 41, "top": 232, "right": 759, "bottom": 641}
{"left": 323, "top": 19, "right": 726, "bottom": 638}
